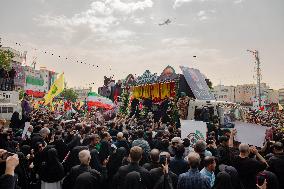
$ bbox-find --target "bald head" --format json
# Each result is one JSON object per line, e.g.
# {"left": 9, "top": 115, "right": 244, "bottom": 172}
{"left": 150, "top": 149, "right": 160, "bottom": 162}
{"left": 79, "top": 150, "right": 91, "bottom": 165}
{"left": 117, "top": 132, "right": 124, "bottom": 140}
{"left": 187, "top": 152, "right": 201, "bottom": 169}
{"left": 239, "top": 143, "right": 250, "bottom": 157}
{"left": 39, "top": 127, "right": 50, "bottom": 138}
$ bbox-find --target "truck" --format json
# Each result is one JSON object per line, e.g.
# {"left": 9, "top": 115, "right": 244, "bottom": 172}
{"left": 187, "top": 99, "right": 244, "bottom": 126}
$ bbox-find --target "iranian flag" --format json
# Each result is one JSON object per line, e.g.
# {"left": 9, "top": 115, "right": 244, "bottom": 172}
{"left": 87, "top": 92, "right": 114, "bottom": 110}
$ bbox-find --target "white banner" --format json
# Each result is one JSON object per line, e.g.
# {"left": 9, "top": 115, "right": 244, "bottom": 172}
{"left": 234, "top": 121, "right": 267, "bottom": 147}
{"left": 180, "top": 120, "right": 207, "bottom": 147}
{"left": 22, "top": 122, "right": 30, "bottom": 139}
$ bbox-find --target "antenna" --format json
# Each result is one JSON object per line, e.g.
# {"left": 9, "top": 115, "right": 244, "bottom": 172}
{"left": 31, "top": 57, "right": 37, "bottom": 69}
{"left": 247, "top": 49, "right": 262, "bottom": 108}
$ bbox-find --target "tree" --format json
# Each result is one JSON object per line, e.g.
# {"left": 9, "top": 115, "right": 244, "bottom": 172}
{"left": 0, "top": 49, "right": 14, "bottom": 70}
{"left": 61, "top": 88, "right": 78, "bottom": 102}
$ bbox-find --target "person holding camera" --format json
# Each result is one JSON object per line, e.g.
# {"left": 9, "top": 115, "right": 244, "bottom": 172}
{"left": 0, "top": 149, "right": 19, "bottom": 189}
{"left": 232, "top": 144, "right": 267, "bottom": 189}
{"left": 150, "top": 151, "right": 178, "bottom": 189}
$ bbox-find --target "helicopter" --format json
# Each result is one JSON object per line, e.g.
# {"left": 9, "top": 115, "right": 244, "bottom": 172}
{"left": 159, "top": 19, "right": 172, "bottom": 26}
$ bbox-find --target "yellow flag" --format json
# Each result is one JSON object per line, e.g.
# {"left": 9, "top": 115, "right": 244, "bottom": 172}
{"left": 279, "top": 104, "right": 283, "bottom": 111}
{"left": 44, "top": 73, "right": 65, "bottom": 105}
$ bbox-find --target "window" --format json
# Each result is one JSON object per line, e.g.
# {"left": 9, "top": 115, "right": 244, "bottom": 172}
{"left": 1, "top": 107, "right": 8, "bottom": 113}
{"left": 8, "top": 107, "right": 13, "bottom": 113}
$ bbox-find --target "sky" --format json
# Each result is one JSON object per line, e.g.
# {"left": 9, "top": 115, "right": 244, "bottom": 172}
{"left": 0, "top": 0, "right": 283, "bottom": 90}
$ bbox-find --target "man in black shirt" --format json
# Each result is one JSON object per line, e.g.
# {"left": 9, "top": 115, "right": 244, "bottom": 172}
{"left": 232, "top": 143, "right": 267, "bottom": 189}
{"left": 113, "top": 146, "right": 151, "bottom": 189}
{"left": 169, "top": 144, "right": 188, "bottom": 176}
{"left": 217, "top": 129, "right": 237, "bottom": 166}
{"left": 143, "top": 149, "right": 160, "bottom": 171}
{"left": 267, "top": 142, "right": 284, "bottom": 189}
{"left": 150, "top": 151, "right": 178, "bottom": 189}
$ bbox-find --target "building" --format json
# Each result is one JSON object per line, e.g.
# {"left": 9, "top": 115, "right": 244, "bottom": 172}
{"left": 212, "top": 83, "right": 272, "bottom": 106}
{"left": 212, "top": 85, "right": 235, "bottom": 102}
{"left": 0, "top": 46, "right": 57, "bottom": 97}
{"left": 266, "top": 89, "right": 279, "bottom": 104}
{"left": 73, "top": 87, "right": 92, "bottom": 101}
{"left": 279, "top": 88, "right": 284, "bottom": 105}
{"left": 0, "top": 47, "right": 27, "bottom": 90}
{"left": 234, "top": 83, "right": 269, "bottom": 105}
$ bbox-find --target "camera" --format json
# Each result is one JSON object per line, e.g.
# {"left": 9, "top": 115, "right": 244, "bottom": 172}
{"left": 256, "top": 173, "right": 267, "bottom": 186}
{"left": 1, "top": 152, "right": 15, "bottom": 160}
{"left": 159, "top": 155, "right": 167, "bottom": 165}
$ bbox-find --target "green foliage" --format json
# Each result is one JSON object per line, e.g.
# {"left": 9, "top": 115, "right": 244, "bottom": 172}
{"left": 18, "top": 89, "right": 25, "bottom": 100}
{"left": 119, "top": 90, "right": 130, "bottom": 114}
{"left": 0, "top": 50, "right": 14, "bottom": 70}
{"left": 61, "top": 88, "right": 78, "bottom": 102}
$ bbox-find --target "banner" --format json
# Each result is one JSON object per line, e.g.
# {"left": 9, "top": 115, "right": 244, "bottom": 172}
{"left": 180, "top": 120, "right": 207, "bottom": 147}
{"left": 44, "top": 73, "right": 64, "bottom": 105}
{"left": 180, "top": 66, "right": 215, "bottom": 100}
{"left": 234, "top": 121, "right": 267, "bottom": 147}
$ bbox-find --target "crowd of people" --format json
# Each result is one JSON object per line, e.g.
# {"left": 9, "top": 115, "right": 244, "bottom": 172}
{"left": 1, "top": 96, "right": 284, "bottom": 189}
{"left": 0, "top": 67, "right": 17, "bottom": 91}
{"left": 244, "top": 109, "right": 284, "bottom": 128}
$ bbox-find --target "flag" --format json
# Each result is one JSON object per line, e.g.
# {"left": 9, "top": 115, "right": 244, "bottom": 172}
{"left": 44, "top": 73, "right": 65, "bottom": 105}
{"left": 87, "top": 92, "right": 114, "bottom": 109}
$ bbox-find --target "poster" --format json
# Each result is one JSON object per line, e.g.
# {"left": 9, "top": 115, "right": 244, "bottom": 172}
{"left": 11, "top": 62, "right": 25, "bottom": 87}
{"left": 21, "top": 122, "right": 30, "bottom": 139}
{"left": 181, "top": 120, "right": 207, "bottom": 147}
{"left": 180, "top": 66, "right": 215, "bottom": 100}
{"left": 234, "top": 121, "right": 267, "bottom": 147}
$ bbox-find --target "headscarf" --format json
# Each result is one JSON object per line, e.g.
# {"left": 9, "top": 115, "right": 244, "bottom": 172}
{"left": 107, "top": 147, "right": 127, "bottom": 178}
{"left": 9, "top": 111, "right": 23, "bottom": 130}
{"left": 40, "top": 148, "right": 65, "bottom": 183}
{"left": 15, "top": 152, "right": 30, "bottom": 189}
{"left": 213, "top": 172, "right": 233, "bottom": 189}
{"left": 219, "top": 165, "right": 244, "bottom": 189}
{"left": 63, "top": 146, "right": 88, "bottom": 172}
{"left": 20, "top": 145, "right": 31, "bottom": 156}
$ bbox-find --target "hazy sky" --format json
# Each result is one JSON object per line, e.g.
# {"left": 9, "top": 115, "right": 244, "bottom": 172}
{"left": 1, "top": 0, "right": 283, "bottom": 90}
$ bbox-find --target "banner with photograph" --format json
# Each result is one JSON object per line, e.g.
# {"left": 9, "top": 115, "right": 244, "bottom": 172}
{"left": 181, "top": 120, "right": 207, "bottom": 147}
{"left": 180, "top": 66, "right": 215, "bottom": 100}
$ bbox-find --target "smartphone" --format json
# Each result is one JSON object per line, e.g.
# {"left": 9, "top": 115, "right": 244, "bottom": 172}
{"left": 256, "top": 173, "right": 266, "bottom": 186}
{"left": 159, "top": 155, "right": 167, "bottom": 165}
{"left": 2, "top": 152, "right": 15, "bottom": 160}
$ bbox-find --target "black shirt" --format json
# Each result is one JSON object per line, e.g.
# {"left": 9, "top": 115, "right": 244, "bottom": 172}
{"left": 267, "top": 153, "right": 284, "bottom": 189}
{"left": 169, "top": 157, "right": 189, "bottom": 176}
{"left": 217, "top": 145, "right": 232, "bottom": 166}
{"left": 232, "top": 156, "right": 266, "bottom": 189}
{"left": 143, "top": 162, "right": 160, "bottom": 171}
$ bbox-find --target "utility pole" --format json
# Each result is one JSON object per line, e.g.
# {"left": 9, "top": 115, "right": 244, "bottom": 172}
{"left": 247, "top": 50, "right": 262, "bottom": 108}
